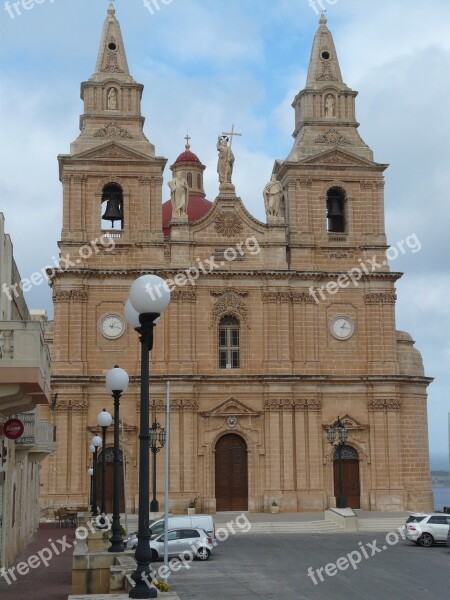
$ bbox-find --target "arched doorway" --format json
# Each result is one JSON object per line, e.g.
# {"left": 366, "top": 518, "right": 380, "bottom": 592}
{"left": 333, "top": 445, "right": 360, "bottom": 509}
{"left": 215, "top": 434, "right": 248, "bottom": 511}
{"left": 97, "top": 447, "right": 125, "bottom": 513}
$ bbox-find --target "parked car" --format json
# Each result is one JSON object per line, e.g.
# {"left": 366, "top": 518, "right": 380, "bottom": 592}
{"left": 123, "top": 515, "right": 215, "bottom": 549}
{"left": 150, "top": 527, "right": 214, "bottom": 561}
{"left": 447, "top": 525, "right": 450, "bottom": 548}
{"left": 404, "top": 513, "right": 450, "bottom": 547}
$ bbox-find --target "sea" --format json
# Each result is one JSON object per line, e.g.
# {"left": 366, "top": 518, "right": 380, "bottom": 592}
{"left": 433, "top": 487, "right": 450, "bottom": 511}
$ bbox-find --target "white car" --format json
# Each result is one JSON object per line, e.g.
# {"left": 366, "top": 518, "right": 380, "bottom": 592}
{"left": 404, "top": 513, "right": 450, "bottom": 547}
{"left": 150, "top": 527, "right": 214, "bottom": 561}
{"left": 124, "top": 514, "right": 214, "bottom": 549}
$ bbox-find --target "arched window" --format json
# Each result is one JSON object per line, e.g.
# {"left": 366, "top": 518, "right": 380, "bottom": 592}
{"left": 326, "top": 187, "right": 346, "bottom": 233}
{"left": 101, "top": 183, "right": 124, "bottom": 230}
{"left": 197, "top": 173, "right": 202, "bottom": 189}
{"left": 187, "top": 172, "right": 193, "bottom": 188}
{"left": 219, "top": 316, "right": 240, "bottom": 369}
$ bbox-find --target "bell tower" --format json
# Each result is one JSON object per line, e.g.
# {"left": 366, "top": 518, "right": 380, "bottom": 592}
{"left": 276, "top": 14, "right": 387, "bottom": 272}
{"left": 41, "top": 5, "right": 167, "bottom": 508}
{"left": 59, "top": 2, "right": 166, "bottom": 249}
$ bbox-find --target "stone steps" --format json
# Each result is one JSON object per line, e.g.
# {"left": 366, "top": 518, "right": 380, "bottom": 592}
{"left": 215, "top": 520, "right": 343, "bottom": 534}
{"left": 357, "top": 518, "right": 406, "bottom": 532}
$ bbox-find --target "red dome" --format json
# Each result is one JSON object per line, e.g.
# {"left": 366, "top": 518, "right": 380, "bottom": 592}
{"left": 172, "top": 150, "right": 202, "bottom": 166}
{"left": 162, "top": 195, "right": 212, "bottom": 237}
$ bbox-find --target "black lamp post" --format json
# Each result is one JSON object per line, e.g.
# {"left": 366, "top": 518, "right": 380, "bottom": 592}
{"left": 125, "top": 274, "right": 170, "bottom": 599}
{"left": 97, "top": 408, "right": 113, "bottom": 527}
{"left": 88, "top": 467, "right": 94, "bottom": 512}
{"left": 327, "top": 416, "right": 348, "bottom": 509}
{"left": 150, "top": 404, "right": 166, "bottom": 514}
{"left": 89, "top": 435, "right": 102, "bottom": 516}
{"left": 106, "top": 366, "right": 129, "bottom": 553}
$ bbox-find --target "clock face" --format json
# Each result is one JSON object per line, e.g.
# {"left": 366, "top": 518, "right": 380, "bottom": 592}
{"left": 99, "top": 314, "right": 125, "bottom": 339}
{"left": 330, "top": 316, "right": 355, "bottom": 340}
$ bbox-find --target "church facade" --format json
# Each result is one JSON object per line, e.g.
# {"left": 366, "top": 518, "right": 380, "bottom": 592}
{"left": 40, "top": 6, "right": 433, "bottom": 514}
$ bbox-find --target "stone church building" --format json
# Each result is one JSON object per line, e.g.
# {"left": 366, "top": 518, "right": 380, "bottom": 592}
{"left": 40, "top": 6, "right": 433, "bottom": 514}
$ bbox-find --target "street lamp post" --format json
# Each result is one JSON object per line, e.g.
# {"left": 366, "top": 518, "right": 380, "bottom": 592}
{"left": 149, "top": 402, "right": 166, "bottom": 513}
{"left": 88, "top": 467, "right": 94, "bottom": 513}
{"left": 97, "top": 408, "right": 113, "bottom": 526}
{"left": 89, "top": 435, "right": 102, "bottom": 516}
{"left": 327, "top": 417, "right": 348, "bottom": 509}
{"left": 106, "top": 366, "right": 129, "bottom": 553}
{"left": 125, "top": 274, "right": 170, "bottom": 599}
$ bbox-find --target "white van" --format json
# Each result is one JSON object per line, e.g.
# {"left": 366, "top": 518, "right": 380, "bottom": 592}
{"left": 150, "top": 515, "right": 215, "bottom": 539}
{"left": 124, "top": 515, "right": 215, "bottom": 550}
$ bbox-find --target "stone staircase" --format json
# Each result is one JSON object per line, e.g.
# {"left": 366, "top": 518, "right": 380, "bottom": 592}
{"left": 356, "top": 517, "right": 407, "bottom": 532}
{"left": 215, "top": 519, "right": 343, "bottom": 534}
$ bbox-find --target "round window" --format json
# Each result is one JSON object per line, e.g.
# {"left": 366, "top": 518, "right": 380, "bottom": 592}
{"left": 321, "top": 51, "right": 331, "bottom": 60}
{"left": 108, "top": 42, "right": 117, "bottom": 52}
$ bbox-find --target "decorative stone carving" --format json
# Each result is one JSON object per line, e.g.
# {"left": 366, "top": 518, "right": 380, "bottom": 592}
{"left": 94, "top": 146, "right": 137, "bottom": 159}
{"left": 369, "top": 399, "right": 401, "bottom": 410}
{"left": 214, "top": 212, "right": 243, "bottom": 237}
{"left": 324, "top": 251, "right": 353, "bottom": 259}
{"left": 94, "top": 122, "right": 132, "bottom": 140}
{"left": 360, "top": 181, "right": 374, "bottom": 190}
{"left": 73, "top": 175, "right": 86, "bottom": 184}
{"left": 103, "top": 50, "right": 124, "bottom": 73}
{"left": 315, "top": 128, "right": 351, "bottom": 146}
{"left": 52, "top": 290, "right": 88, "bottom": 302}
{"left": 265, "top": 399, "right": 322, "bottom": 411}
{"left": 211, "top": 289, "right": 248, "bottom": 323}
{"left": 364, "top": 293, "right": 397, "bottom": 305}
{"left": 291, "top": 292, "right": 316, "bottom": 304}
{"left": 294, "top": 399, "right": 322, "bottom": 410}
{"left": 298, "top": 178, "right": 313, "bottom": 188}
{"left": 171, "top": 290, "right": 197, "bottom": 302}
{"left": 227, "top": 416, "right": 237, "bottom": 428}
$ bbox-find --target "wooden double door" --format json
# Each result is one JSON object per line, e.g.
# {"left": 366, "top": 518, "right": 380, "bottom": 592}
{"left": 333, "top": 452, "right": 361, "bottom": 509}
{"left": 215, "top": 434, "right": 248, "bottom": 511}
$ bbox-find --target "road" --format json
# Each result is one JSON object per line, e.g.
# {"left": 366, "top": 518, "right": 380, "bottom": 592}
{"left": 166, "top": 531, "right": 450, "bottom": 600}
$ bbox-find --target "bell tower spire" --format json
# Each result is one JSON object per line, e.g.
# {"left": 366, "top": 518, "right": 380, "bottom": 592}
{"left": 93, "top": 3, "right": 131, "bottom": 82}
{"left": 287, "top": 15, "right": 372, "bottom": 162}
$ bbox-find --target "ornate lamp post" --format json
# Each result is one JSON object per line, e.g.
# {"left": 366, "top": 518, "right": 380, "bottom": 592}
{"left": 97, "top": 408, "right": 113, "bottom": 526}
{"left": 89, "top": 435, "right": 102, "bottom": 516}
{"left": 149, "top": 405, "right": 166, "bottom": 513}
{"left": 327, "top": 417, "right": 348, "bottom": 509}
{"left": 106, "top": 366, "right": 129, "bottom": 553}
{"left": 125, "top": 274, "right": 170, "bottom": 599}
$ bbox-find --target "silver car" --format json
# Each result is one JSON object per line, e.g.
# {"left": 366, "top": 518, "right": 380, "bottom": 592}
{"left": 150, "top": 527, "right": 213, "bottom": 561}
{"left": 404, "top": 513, "right": 450, "bottom": 547}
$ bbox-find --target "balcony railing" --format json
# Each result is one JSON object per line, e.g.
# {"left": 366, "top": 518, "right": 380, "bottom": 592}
{"left": 0, "top": 321, "right": 51, "bottom": 412}
{"left": 14, "top": 411, "right": 56, "bottom": 455}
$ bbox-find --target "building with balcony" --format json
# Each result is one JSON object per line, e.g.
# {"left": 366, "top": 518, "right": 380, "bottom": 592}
{"left": 0, "top": 212, "right": 55, "bottom": 569}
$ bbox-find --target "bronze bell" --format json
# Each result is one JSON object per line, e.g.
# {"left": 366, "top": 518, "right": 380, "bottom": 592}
{"left": 102, "top": 193, "right": 123, "bottom": 228}
{"left": 327, "top": 197, "right": 343, "bottom": 218}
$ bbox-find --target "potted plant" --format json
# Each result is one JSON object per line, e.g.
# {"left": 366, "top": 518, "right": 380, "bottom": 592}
{"left": 188, "top": 496, "right": 199, "bottom": 515}
{"left": 270, "top": 500, "right": 279, "bottom": 514}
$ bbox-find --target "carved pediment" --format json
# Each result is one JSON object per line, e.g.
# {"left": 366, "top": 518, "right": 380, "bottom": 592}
{"left": 300, "top": 149, "right": 378, "bottom": 168}
{"left": 201, "top": 398, "right": 261, "bottom": 418}
{"left": 72, "top": 142, "right": 149, "bottom": 162}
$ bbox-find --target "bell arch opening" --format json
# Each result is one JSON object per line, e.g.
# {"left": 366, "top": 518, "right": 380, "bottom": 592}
{"left": 101, "top": 183, "right": 124, "bottom": 230}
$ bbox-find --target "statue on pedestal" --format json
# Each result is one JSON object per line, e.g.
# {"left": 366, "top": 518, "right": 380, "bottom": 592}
{"left": 325, "top": 94, "right": 335, "bottom": 117}
{"left": 107, "top": 88, "right": 118, "bottom": 110}
{"left": 217, "top": 135, "right": 235, "bottom": 185}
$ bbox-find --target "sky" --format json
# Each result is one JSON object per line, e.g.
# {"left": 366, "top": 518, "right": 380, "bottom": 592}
{"left": 0, "top": 0, "right": 449, "bottom": 470}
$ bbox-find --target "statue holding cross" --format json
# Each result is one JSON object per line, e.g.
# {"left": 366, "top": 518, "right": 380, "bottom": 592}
{"left": 217, "top": 125, "right": 241, "bottom": 188}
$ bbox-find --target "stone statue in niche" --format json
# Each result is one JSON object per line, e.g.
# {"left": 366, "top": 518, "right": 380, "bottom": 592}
{"left": 168, "top": 172, "right": 189, "bottom": 218}
{"left": 325, "top": 94, "right": 335, "bottom": 117}
{"left": 217, "top": 135, "right": 235, "bottom": 184}
{"left": 263, "top": 175, "right": 284, "bottom": 218}
{"left": 107, "top": 88, "right": 118, "bottom": 110}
